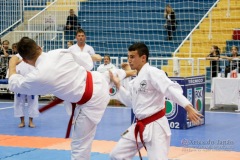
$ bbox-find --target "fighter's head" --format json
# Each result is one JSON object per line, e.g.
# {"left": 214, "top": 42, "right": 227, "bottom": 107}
{"left": 127, "top": 42, "right": 149, "bottom": 72}
{"left": 17, "top": 37, "right": 42, "bottom": 66}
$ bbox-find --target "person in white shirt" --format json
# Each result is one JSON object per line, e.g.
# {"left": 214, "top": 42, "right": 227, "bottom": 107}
{"left": 12, "top": 54, "right": 39, "bottom": 128}
{"left": 109, "top": 42, "right": 203, "bottom": 160}
{"left": 68, "top": 28, "right": 100, "bottom": 59}
{"left": 97, "top": 55, "right": 116, "bottom": 73}
{"left": 69, "top": 29, "right": 101, "bottom": 67}
{"left": 8, "top": 37, "right": 135, "bottom": 160}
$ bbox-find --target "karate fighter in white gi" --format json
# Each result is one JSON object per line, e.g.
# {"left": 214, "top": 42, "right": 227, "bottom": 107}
{"left": 13, "top": 54, "right": 39, "bottom": 128}
{"left": 109, "top": 42, "right": 203, "bottom": 160}
{"left": 8, "top": 37, "right": 134, "bottom": 160}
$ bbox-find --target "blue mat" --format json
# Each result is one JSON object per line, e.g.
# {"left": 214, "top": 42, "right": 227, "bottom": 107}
{"left": 0, "top": 147, "right": 36, "bottom": 159}
{"left": 0, "top": 146, "right": 147, "bottom": 160}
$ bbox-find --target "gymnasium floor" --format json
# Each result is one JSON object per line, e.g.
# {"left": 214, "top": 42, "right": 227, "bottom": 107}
{"left": 0, "top": 101, "right": 240, "bottom": 160}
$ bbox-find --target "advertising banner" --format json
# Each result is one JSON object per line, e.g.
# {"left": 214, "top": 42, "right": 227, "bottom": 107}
{"left": 166, "top": 76, "right": 205, "bottom": 129}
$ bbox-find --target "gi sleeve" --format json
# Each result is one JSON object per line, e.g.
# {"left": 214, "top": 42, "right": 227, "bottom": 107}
{"left": 88, "top": 46, "right": 95, "bottom": 55}
{"left": 149, "top": 68, "right": 173, "bottom": 94}
{"left": 149, "top": 68, "right": 191, "bottom": 108}
{"left": 165, "top": 84, "right": 191, "bottom": 108}
{"left": 8, "top": 72, "right": 49, "bottom": 95}
{"left": 8, "top": 74, "right": 31, "bottom": 94}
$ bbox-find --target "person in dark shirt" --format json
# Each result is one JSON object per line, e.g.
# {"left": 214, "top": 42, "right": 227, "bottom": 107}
{"left": 65, "top": 9, "right": 79, "bottom": 31}
{"left": 0, "top": 40, "right": 12, "bottom": 78}
{"left": 164, "top": 4, "right": 176, "bottom": 41}
{"left": 0, "top": 40, "right": 12, "bottom": 57}
{"left": 12, "top": 43, "right": 18, "bottom": 55}
{"left": 206, "top": 45, "right": 220, "bottom": 78}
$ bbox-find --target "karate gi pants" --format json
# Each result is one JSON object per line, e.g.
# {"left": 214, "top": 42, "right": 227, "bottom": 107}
{"left": 71, "top": 107, "right": 97, "bottom": 160}
{"left": 14, "top": 94, "right": 39, "bottom": 118}
{"left": 110, "top": 117, "right": 171, "bottom": 160}
{"left": 70, "top": 71, "right": 110, "bottom": 160}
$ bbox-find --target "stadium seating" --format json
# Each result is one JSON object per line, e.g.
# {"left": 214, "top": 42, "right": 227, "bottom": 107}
{"left": 3, "top": 0, "right": 234, "bottom": 94}
{"left": 164, "top": 0, "right": 240, "bottom": 91}
{"left": 24, "top": 0, "right": 49, "bottom": 6}
{"left": 77, "top": 0, "right": 215, "bottom": 58}
{"left": 226, "top": 40, "right": 240, "bottom": 52}
{"left": 24, "top": 0, "right": 53, "bottom": 11}
{"left": 0, "top": 1, "right": 22, "bottom": 34}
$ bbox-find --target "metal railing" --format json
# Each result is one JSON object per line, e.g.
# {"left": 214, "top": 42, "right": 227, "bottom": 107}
{"left": 0, "top": 0, "right": 23, "bottom": 37}
{"left": 173, "top": 0, "right": 221, "bottom": 57}
{"left": 27, "top": 0, "right": 78, "bottom": 32}
{"left": 23, "top": 0, "right": 54, "bottom": 8}
{"left": 12, "top": 31, "right": 65, "bottom": 51}
{"left": 121, "top": 57, "right": 195, "bottom": 77}
{"left": 93, "top": 57, "right": 119, "bottom": 71}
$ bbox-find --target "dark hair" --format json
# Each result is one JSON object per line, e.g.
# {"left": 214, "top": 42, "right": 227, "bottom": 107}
{"left": 75, "top": 28, "right": 85, "bottom": 36}
{"left": 12, "top": 43, "right": 17, "bottom": 48}
{"left": 17, "top": 37, "right": 39, "bottom": 60}
{"left": 104, "top": 55, "right": 111, "bottom": 60}
{"left": 128, "top": 42, "right": 149, "bottom": 62}
{"left": 212, "top": 45, "right": 220, "bottom": 55}
{"left": 2, "top": 40, "right": 10, "bottom": 45}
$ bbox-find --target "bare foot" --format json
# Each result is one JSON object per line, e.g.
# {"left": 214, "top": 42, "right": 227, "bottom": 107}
{"left": 28, "top": 123, "right": 35, "bottom": 128}
{"left": 18, "top": 123, "right": 25, "bottom": 128}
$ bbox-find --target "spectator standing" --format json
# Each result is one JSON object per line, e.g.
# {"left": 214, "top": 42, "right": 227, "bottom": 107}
{"left": 0, "top": 40, "right": 12, "bottom": 57}
{"left": 164, "top": 4, "right": 176, "bottom": 41}
{"left": 12, "top": 43, "right": 18, "bottom": 55}
{"left": 65, "top": 9, "right": 79, "bottom": 31}
{"left": 97, "top": 55, "right": 116, "bottom": 73}
{"left": 0, "top": 40, "right": 12, "bottom": 78}
{"left": 221, "top": 45, "right": 240, "bottom": 77}
{"left": 69, "top": 29, "right": 101, "bottom": 62}
{"left": 13, "top": 54, "right": 39, "bottom": 128}
{"left": 206, "top": 45, "right": 220, "bottom": 78}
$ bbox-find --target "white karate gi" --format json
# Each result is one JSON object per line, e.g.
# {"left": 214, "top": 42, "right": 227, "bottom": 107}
{"left": 8, "top": 49, "right": 111, "bottom": 160}
{"left": 69, "top": 43, "right": 96, "bottom": 68}
{"left": 97, "top": 63, "right": 119, "bottom": 99}
{"left": 13, "top": 54, "right": 39, "bottom": 118}
{"left": 97, "top": 63, "right": 117, "bottom": 73}
{"left": 69, "top": 43, "right": 95, "bottom": 56}
{"left": 110, "top": 63, "right": 191, "bottom": 160}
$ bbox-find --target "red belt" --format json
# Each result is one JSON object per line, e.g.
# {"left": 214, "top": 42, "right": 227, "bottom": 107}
{"left": 39, "top": 71, "right": 93, "bottom": 138}
{"left": 134, "top": 108, "right": 165, "bottom": 160}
